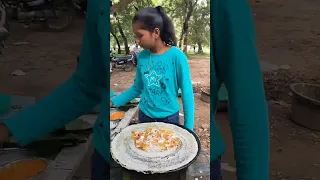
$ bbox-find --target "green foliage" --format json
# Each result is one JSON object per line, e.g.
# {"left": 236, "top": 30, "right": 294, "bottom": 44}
{"left": 110, "top": 0, "right": 209, "bottom": 56}
{"left": 188, "top": 0, "right": 210, "bottom": 47}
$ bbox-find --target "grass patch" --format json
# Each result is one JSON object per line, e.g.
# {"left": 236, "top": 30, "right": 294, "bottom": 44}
{"left": 187, "top": 52, "right": 210, "bottom": 59}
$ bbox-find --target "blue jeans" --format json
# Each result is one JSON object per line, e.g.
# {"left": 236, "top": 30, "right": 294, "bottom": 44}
{"left": 138, "top": 110, "right": 180, "bottom": 124}
{"left": 91, "top": 149, "right": 109, "bottom": 180}
{"left": 211, "top": 158, "right": 222, "bottom": 180}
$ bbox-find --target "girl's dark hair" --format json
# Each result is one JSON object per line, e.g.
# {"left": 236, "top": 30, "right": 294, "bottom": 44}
{"left": 133, "top": 6, "right": 177, "bottom": 46}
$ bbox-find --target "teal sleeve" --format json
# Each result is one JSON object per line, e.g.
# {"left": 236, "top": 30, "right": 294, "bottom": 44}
{"left": 176, "top": 53, "right": 195, "bottom": 131}
{"left": 211, "top": 0, "right": 269, "bottom": 179}
{"left": 4, "top": 0, "right": 108, "bottom": 146}
{"left": 111, "top": 63, "right": 143, "bottom": 107}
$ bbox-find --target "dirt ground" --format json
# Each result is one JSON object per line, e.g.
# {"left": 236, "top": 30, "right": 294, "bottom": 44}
{"left": 0, "top": 0, "right": 320, "bottom": 179}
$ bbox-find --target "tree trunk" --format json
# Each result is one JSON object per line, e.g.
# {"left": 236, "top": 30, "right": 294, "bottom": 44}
{"left": 183, "top": 28, "right": 189, "bottom": 53}
{"left": 178, "top": 21, "right": 186, "bottom": 48}
{"left": 110, "top": 24, "right": 122, "bottom": 54}
{"left": 197, "top": 41, "right": 203, "bottom": 53}
{"left": 116, "top": 18, "right": 130, "bottom": 54}
{"left": 178, "top": 33, "right": 183, "bottom": 49}
{"left": 178, "top": 0, "right": 189, "bottom": 49}
{"left": 111, "top": 32, "right": 121, "bottom": 54}
{"left": 179, "top": 0, "right": 198, "bottom": 53}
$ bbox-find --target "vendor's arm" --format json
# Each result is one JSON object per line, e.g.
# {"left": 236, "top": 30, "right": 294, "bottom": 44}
{"left": 111, "top": 55, "right": 143, "bottom": 107}
{"left": 176, "top": 52, "right": 195, "bottom": 131}
{"left": 3, "top": 0, "right": 108, "bottom": 146}
{"left": 212, "top": 0, "right": 269, "bottom": 179}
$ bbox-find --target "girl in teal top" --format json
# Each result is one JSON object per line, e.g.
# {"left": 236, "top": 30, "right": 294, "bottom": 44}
{"left": 111, "top": 6, "right": 195, "bottom": 130}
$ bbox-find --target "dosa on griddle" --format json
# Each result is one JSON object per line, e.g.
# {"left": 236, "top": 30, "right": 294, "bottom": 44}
{"left": 110, "top": 122, "right": 198, "bottom": 174}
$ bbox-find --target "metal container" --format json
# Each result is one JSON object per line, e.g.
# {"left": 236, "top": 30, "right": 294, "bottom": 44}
{"left": 290, "top": 83, "right": 320, "bottom": 130}
{"left": 200, "top": 87, "right": 229, "bottom": 112}
{"left": 200, "top": 88, "right": 210, "bottom": 103}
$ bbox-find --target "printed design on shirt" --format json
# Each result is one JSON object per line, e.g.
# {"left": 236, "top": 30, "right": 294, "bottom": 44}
{"left": 141, "top": 55, "right": 174, "bottom": 107}
{"left": 153, "top": 60, "right": 168, "bottom": 75}
{"left": 145, "top": 70, "right": 162, "bottom": 87}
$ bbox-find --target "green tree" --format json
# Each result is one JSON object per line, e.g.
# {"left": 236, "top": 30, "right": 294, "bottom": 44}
{"left": 188, "top": 0, "right": 209, "bottom": 53}
{"left": 110, "top": 0, "right": 209, "bottom": 55}
{"left": 178, "top": 0, "right": 199, "bottom": 54}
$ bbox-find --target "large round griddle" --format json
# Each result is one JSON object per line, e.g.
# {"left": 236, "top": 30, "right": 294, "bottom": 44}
{"left": 110, "top": 122, "right": 201, "bottom": 174}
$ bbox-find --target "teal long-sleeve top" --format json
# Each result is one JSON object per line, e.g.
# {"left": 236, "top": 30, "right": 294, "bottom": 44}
{"left": 111, "top": 47, "right": 195, "bottom": 130}
{"left": 210, "top": 0, "right": 269, "bottom": 179}
{"left": 3, "top": 0, "right": 111, "bottom": 162}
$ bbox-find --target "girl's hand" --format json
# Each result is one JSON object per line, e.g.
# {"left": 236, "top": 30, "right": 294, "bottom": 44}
{"left": 110, "top": 101, "right": 114, "bottom": 108}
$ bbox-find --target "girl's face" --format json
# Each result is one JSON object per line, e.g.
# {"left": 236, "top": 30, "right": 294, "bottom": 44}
{"left": 133, "top": 22, "right": 160, "bottom": 50}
